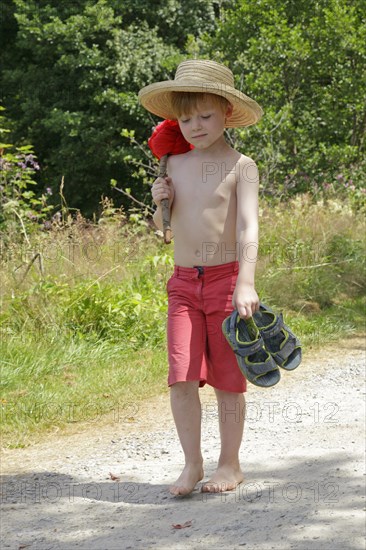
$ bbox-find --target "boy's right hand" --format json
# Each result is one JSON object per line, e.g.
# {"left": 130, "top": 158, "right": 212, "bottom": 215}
{"left": 151, "top": 176, "right": 175, "bottom": 209}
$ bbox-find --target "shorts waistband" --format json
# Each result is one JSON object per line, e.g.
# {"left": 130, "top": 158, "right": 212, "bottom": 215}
{"left": 173, "top": 261, "right": 239, "bottom": 279}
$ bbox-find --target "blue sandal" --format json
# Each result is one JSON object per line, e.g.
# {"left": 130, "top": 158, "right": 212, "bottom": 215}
{"left": 222, "top": 311, "right": 281, "bottom": 388}
{"left": 253, "top": 303, "right": 302, "bottom": 371}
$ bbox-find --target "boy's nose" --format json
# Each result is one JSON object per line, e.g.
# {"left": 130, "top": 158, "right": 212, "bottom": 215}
{"left": 191, "top": 116, "right": 202, "bottom": 131}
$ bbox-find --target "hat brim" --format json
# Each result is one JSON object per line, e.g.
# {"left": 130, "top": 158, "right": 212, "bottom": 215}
{"left": 138, "top": 80, "right": 263, "bottom": 128}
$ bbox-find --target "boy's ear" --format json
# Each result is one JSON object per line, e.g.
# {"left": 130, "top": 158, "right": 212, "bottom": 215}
{"left": 226, "top": 102, "right": 234, "bottom": 119}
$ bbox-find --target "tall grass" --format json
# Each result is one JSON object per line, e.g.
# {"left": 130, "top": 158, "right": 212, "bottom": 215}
{"left": 257, "top": 195, "right": 365, "bottom": 308}
{"left": 0, "top": 196, "right": 365, "bottom": 446}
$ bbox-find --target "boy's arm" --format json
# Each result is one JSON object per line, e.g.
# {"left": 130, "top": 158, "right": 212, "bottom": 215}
{"left": 233, "top": 156, "right": 260, "bottom": 319}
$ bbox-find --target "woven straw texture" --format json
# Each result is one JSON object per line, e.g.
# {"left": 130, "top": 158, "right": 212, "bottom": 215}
{"left": 138, "top": 60, "right": 263, "bottom": 128}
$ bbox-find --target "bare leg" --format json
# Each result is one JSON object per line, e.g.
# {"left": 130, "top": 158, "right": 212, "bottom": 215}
{"left": 169, "top": 381, "right": 204, "bottom": 496}
{"left": 202, "top": 390, "right": 245, "bottom": 492}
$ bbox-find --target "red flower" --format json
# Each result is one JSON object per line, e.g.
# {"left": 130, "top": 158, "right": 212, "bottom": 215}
{"left": 148, "top": 120, "right": 193, "bottom": 159}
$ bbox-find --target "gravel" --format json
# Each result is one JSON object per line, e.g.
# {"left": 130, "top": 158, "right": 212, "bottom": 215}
{"left": 1, "top": 338, "right": 365, "bottom": 550}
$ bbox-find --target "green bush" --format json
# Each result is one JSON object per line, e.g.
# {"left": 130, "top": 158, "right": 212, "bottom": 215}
{"left": 0, "top": 108, "right": 53, "bottom": 237}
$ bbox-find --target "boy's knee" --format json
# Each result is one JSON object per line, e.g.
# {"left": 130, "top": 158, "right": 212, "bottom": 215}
{"left": 170, "top": 380, "right": 200, "bottom": 396}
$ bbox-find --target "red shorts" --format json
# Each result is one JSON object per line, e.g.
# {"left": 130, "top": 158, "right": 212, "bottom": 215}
{"left": 167, "top": 261, "right": 247, "bottom": 393}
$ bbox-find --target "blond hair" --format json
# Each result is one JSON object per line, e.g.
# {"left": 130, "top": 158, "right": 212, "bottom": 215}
{"left": 170, "top": 92, "right": 230, "bottom": 118}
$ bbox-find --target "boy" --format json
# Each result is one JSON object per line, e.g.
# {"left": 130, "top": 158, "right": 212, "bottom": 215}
{"left": 138, "top": 59, "right": 263, "bottom": 496}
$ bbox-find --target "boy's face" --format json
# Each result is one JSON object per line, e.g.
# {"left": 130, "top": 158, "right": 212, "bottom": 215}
{"left": 177, "top": 97, "right": 233, "bottom": 150}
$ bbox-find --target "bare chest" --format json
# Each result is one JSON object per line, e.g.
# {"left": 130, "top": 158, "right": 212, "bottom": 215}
{"left": 173, "top": 165, "right": 237, "bottom": 213}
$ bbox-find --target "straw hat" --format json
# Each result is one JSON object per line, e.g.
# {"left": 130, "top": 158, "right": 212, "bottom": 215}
{"left": 138, "top": 59, "right": 263, "bottom": 128}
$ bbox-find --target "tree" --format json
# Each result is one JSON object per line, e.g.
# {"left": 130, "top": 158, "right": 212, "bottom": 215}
{"left": 202, "top": 0, "right": 366, "bottom": 194}
{"left": 0, "top": 0, "right": 219, "bottom": 214}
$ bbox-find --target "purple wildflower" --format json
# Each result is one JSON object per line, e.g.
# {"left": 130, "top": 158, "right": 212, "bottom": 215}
{"left": 52, "top": 212, "right": 62, "bottom": 222}
{"left": 46, "top": 187, "right": 52, "bottom": 195}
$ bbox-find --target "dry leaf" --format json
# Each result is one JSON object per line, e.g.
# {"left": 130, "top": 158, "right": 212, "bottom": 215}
{"left": 172, "top": 520, "right": 192, "bottom": 529}
{"left": 109, "top": 472, "right": 121, "bottom": 481}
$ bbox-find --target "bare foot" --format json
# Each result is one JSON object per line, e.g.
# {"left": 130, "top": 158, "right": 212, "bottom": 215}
{"left": 169, "top": 463, "right": 204, "bottom": 496}
{"left": 201, "top": 464, "right": 244, "bottom": 493}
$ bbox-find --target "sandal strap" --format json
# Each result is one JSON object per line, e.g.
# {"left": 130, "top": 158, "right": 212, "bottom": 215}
{"left": 260, "top": 312, "right": 284, "bottom": 340}
{"left": 229, "top": 310, "right": 239, "bottom": 341}
{"left": 271, "top": 333, "right": 297, "bottom": 362}
{"left": 244, "top": 361, "right": 279, "bottom": 377}
{"left": 229, "top": 313, "right": 264, "bottom": 357}
{"left": 233, "top": 337, "right": 265, "bottom": 357}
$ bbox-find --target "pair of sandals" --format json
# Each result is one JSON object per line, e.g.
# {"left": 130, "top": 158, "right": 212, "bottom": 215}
{"left": 222, "top": 303, "right": 302, "bottom": 388}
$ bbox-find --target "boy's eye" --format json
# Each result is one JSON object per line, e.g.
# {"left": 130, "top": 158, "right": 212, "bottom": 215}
{"left": 201, "top": 115, "right": 211, "bottom": 119}
{"left": 180, "top": 118, "right": 190, "bottom": 123}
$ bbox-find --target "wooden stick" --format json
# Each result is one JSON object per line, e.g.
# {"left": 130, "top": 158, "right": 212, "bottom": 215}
{"left": 17, "top": 252, "right": 44, "bottom": 286}
{"left": 158, "top": 154, "right": 172, "bottom": 244}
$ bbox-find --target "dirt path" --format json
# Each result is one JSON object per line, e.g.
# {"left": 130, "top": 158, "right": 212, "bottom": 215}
{"left": 1, "top": 337, "right": 365, "bottom": 550}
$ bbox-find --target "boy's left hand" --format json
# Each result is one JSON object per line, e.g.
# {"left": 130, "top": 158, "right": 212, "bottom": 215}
{"left": 232, "top": 283, "right": 259, "bottom": 319}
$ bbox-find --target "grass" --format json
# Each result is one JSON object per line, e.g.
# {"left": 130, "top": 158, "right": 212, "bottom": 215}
{"left": 0, "top": 195, "right": 365, "bottom": 447}
{"left": 1, "top": 334, "right": 167, "bottom": 447}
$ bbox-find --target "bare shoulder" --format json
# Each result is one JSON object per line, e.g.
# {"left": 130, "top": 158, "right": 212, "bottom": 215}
{"left": 236, "top": 153, "right": 259, "bottom": 186}
{"left": 167, "top": 150, "right": 192, "bottom": 176}
{"left": 236, "top": 153, "right": 258, "bottom": 169}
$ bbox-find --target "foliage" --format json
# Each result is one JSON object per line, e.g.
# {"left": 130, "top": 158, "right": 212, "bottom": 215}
{"left": 1, "top": 195, "right": 364, "bottom": 343}
{"left": 0, "top": 107, "right": 53, "bottom": 237}
{"left": 63, "top": 252, "right": 174, "bottom": 347}
{"left": 107, "top": 0, "right": 218, "bottom": 49}
{"left": 0, "top": 0, "right": 219, "bottom": 214}
{"left": 0, "top": 196, "right": 173, "bottom": 346}
{"left": 1, "top": 250, "right": 173, "bottom": 353}
{"left": 1, "top": 0, "right": 365, "bottom": 211}
{"left": 0, "top": 197, "right": 364, "bottom": 444}
{"left": 197, "top": 0, "right": 366, "bottom": 196}
{"left": 256, "top": 195, "right": 366, "bottom": 310}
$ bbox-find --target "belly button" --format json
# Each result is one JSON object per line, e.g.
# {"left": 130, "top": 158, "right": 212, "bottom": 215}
{"left": 195, "top": 249, "right": 201, "bottom": 257}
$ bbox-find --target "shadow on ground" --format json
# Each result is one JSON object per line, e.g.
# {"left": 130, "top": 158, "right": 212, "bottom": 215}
{"left": 1, "top": 451, "right": 364, "bottom": 550}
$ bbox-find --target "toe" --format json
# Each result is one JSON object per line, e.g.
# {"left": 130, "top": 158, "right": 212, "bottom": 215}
{"left": 201, "top": 481, "right": 220, "bottom": 493}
